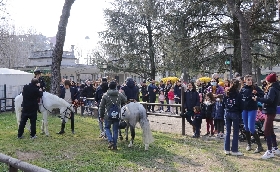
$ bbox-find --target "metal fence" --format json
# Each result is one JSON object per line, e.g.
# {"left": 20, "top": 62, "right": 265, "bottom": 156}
{"left": 0, "top": 84, "right": 23, "bottom": 112}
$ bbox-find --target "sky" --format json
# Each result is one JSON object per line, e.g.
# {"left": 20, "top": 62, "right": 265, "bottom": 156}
{"left": 7, "top": 0, "right": 113, "bottom": 50}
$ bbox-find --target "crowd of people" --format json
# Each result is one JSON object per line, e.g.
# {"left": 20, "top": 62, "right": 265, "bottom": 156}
{"left": 17, "top": 68, "right": 280, "bottom": 159}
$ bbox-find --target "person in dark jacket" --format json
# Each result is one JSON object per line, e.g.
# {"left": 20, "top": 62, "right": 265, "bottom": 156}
{"left": 223, "top": 79, "right": 243, "bottom": 156}
{"left": 57, "top": 79, "right": 79, "bottom": 134}
{"left": 201, "top": 92, "right": 215, "bottom": 136}
{"left": 184, "top": 82, "right": 200, "bottom": 126}
{"left": 254, "top": 73, "right": 280, "bottom": 159}
{"left": 18, "top": 78, "right": 43, "bottom": 139}
{"left": 120, "top": 78, "right": 139, "bottom": 102}
{"left": 84, "top": 81, "right": 95, "bottom": 114}
{"left": 240, "top": 74, "right": 264, "bottom": 153}
{"left": 148, "top": 79, "right": 157, "bottom": 112}
{"left": 141, "top": 80, "right": 149, "bottom": 102}
{"left": 34, "top": 69, "right": 46, "bottom": 91}
{"left": 213, "top": 95, "right": 225, "bottom": 139}
{"left": 174, "top": 80, "right": 182, "bottom": 115}
{"left": 95, "top": 77, "right": 109, "bottom": 138}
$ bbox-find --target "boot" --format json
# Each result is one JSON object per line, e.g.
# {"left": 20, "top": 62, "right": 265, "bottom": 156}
{"left": 57, "top": 122, "right": 65, "bottom": 134}
{"left": 252, "top": 132, "right": 264, "bottom": 153}
{"left": 245, "top": 131, "right": 252, "bottom": 151}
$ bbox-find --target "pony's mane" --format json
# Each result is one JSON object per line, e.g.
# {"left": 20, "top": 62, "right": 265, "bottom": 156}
{"left": 43, "top": 92, "right": 70, "bottom": 107}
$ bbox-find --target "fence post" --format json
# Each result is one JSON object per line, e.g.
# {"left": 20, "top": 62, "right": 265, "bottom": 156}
{"left": 9, "top": 164, "right": 18, "bottom": 172}
{"left": 12, "top": 98, "right": 15, "bottom": 113}
{"left": 181, "top": 85, "right": 185, "bottom": 135}
{"left": 4, "top": 84, "right": 6, "bottom": 111}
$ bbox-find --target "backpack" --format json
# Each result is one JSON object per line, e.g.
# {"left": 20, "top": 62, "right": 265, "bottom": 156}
{"left": 107, "top": 94, "right": 120, "bottom": 121}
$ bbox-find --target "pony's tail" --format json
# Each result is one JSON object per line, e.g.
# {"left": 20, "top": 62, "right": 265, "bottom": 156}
{"left": 139, "top": 104, "right": 154, "bottom": 144}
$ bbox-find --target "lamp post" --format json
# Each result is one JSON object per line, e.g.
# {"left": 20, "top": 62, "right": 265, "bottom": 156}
{"left": 225, "top": 45, "right": 234, "bottom": 79}
{"left": 100, "top": 62, "right": 108, "bottom": 77}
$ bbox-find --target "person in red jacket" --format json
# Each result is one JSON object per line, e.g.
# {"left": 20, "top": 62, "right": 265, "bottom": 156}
{"left": 168, "top": 87, "right": 175, "bottom": 114}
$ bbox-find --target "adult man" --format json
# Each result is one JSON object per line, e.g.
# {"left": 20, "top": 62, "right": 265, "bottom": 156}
{"left": 18, "top": 78, "right": 43, "bottom": 139}
{"left": 174, "top": 80, "right": 182, "bottom": 115}
{"left": 99, "top": 81, "right": 127, "bottom": 150}
{"left": 33, "top": 68, "right": 46, "bottom": 91}
{"left": 95, "top": 77, "right": 109, "bottom": 138}
{"left": 141, "top": 80, "right": 149, "bottom": 102}
{"left": 84, "top": 80, "right": 95, "bottom": 115}
{"left": 57, "top": 79, "right": 79, "bottom": 134}
{"left": 148, "top": 79, "right": 157, "bottom": 112}
{"left": 120, "top": 77, "right": 139, "bottom": 102}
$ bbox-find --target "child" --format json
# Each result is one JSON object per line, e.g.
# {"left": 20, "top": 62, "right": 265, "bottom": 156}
{"left": 213, "top": 95, "right": 225, "bottom": 139}
{"left": 168, "top": 87, "right": 175, "bottom": 114}
{"left": 192, "top": 106, "right": 202, "bottom": 138}
{"left": 201, "top": 92, "right": 215, "bottom": 136}
{"left": 256, "top": 104, "right": 265, "bottom": 129}
{"left": 159, "top": 91, "right": 165, "bottom": 113}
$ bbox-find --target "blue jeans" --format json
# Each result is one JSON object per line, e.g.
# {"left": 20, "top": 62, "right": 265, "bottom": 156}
{"left": 224, "top": 112, "right": 240, "bottom": 152}
{"left": 104, "top": 120, "right": 119, "bottom": 146}
{"left": 242, "top": 110, "right": 257, "bottom": 134}
{"left": 86, "top": 100, "right": 93, "bottom": 112}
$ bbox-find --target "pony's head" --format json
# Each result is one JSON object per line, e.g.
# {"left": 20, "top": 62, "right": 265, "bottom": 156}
{"left": 59, "top": 104, "right": 74, "bottom": 120}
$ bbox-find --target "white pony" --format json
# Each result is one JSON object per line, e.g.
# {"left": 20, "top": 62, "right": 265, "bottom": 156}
{"left": 15, "top": 92, "right": 74, "bottom": 136}
{"left": 120, "top": 102, "right": 154, "bottom": 150}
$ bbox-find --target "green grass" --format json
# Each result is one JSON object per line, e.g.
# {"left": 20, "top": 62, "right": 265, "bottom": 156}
{"left": 1, "top": 112, "right": 280, "bottom": 172}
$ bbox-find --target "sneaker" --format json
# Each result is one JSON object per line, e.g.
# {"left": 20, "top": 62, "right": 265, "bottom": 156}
{"left": 231, "top": 151, "right": 243, "bottom": 156}
{"left": 99, "top": 132, "right": 105, "bottom": 138}
{"left": 224, "top": 151, "right": 230, "bottom": 155}
{"left": 254, "top": 146, "right": 264, "bottom": 153}
{"left": 18, "top": 136, "right": 24, "bottom": 139}
{"left": 216, "top": 133, "right": 220, "bottom": 138}
{"left": 246, "top": 144, "right": 252, "bottom": 151}
{"left": 30, "top": 135, "right": 37, "bottom": 139}
{"left": 72, "top": 130, "right": 75, "bottom": 134}
{"left": 220, "top": 134, "right": 224, "bottom": 139}
{"left": 56, "top": 131, "right": 65, "bottom": 134}
{"left": 272, "top": 147, "right": 280, "bottom": 155}
{"left": 108, "top": 141, "right": 114, "bottom": 149}
{"left": 262, "top": 150, "right": 274, "bottom": 159}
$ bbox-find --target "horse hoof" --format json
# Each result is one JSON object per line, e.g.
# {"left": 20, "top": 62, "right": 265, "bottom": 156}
{"left": 128, "top": 144, "right": 132, "bottom": 148}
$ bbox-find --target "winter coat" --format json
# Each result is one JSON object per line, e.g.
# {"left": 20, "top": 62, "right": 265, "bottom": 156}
{"left": 121, "top": 80, "right": 139, "bottom": 100}
{"left": 240, "top": 85, "right": 264, "bottom": 111}
{"left": 168, "top": 91, "right": 174, "bottom": 100}
{"left": 95, "top": 83, "right": 109, "bottom": 105}
{"left": 223, "top": 91, "right": 242, "bottom": 114}
{"left": 21, "top": 83, "right": 43, "bottom": 113}
{"left": 164, "top": 84, "right": 172, "bottom": 98}
{"left": 174, "top": 84, "right": 182, "bottom": 99}
{"left": 99, "top": 89, "right": 127, "bottom": 120}
{"left": 206, "top": 85, "right": 224, "bottom": 95}
{"left": 257, "top": 82, "right": 280, "bottom": 114}
{"left": 213, "top": 101, "right": 224, "bottom": 120}
{"left": 184, "top": 89, "right": 200, "bottom": 111}
{"left": 148, "top": 83, "right": 157, "bottom": 98}
{"left": 201, "top": 101, "right": 215, "bottom": 119}
{"left": 60, "top": 86, "right": 79, "bottom": 102}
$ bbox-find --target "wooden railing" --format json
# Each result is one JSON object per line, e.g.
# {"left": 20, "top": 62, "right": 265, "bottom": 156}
{"left": 0, "top": 153, "right": 51, "bottom": 172}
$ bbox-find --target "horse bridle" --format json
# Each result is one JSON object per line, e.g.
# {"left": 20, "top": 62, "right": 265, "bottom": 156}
{"left": 41, "top": 99, "right": 73, "bottom": 119}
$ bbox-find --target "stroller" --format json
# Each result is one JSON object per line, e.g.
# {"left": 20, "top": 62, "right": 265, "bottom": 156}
{"left": 238, "top": 120, "right": 265, "bottom": 142}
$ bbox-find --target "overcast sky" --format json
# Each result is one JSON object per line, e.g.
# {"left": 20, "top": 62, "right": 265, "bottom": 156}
{"left": 7, "top": 0, "right": 113, "bottom": 49}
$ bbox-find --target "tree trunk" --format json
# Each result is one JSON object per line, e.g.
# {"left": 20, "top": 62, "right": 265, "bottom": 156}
{"left": 51, "top": 0, "right": 75, "bottom": 95}
{"left": 146, "top": 18, "right": 156, "bottom": 80}
{"left": 227, "top": 0, "right": 252, "bottom": 76}
{"left": 233, "top": 15, "right": 242, "bottom": 74}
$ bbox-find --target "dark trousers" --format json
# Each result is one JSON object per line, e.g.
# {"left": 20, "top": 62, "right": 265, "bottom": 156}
{"left": 192, "top": 117, "right": 202, "bottom": 136}
{"left": 148, "top": 96, "right": 156, "bottom": 111}
{"left": 264, "top": 114, "right": 277, "bottom": 150}
{"left": 206, "top": 118, "right": 214, "bottom": 134}
{"left": 165, "top": 97, "right": 170, "bottom": 111}
{"left": 175, "top": 98, "right": 181, "bottom": 114}
{"left": 18, "top": 111, "right": 37, "bottom": 137}
{"left": 216, "top": 119, "right": 224, "bottom": 133}
{"left": 61, "top": 111, "right": 74, "bottom": 132}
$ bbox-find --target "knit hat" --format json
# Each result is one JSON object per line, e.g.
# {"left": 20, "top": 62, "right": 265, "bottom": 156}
{"left": 266, "top": 73, "right": 277, "bottom": 83}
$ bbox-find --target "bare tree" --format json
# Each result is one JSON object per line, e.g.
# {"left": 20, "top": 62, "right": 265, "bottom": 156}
{"left": 51, "top": 0, "right": 75, "bottom": 95}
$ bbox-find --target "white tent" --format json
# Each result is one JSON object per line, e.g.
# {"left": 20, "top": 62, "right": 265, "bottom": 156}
{"left": 0, "top": 68, "right": 33, "bottom": 99}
